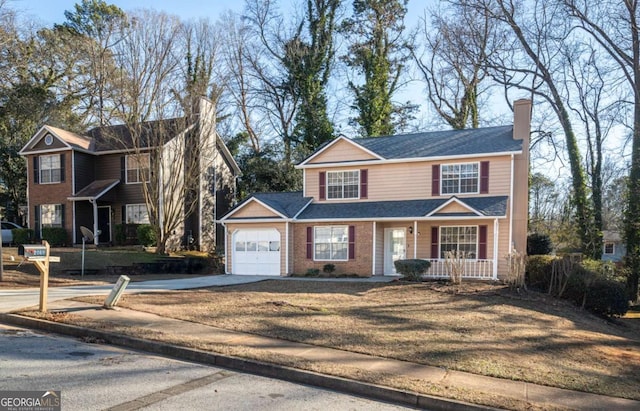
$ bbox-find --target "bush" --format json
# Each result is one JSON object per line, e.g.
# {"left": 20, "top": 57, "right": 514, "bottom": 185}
{"left": 394, "top": 259, "right": 431, "bottom": 282}
{"left": 525, "top": 255, "right": 556, "bottom": 291}
{"left": 323, "top": 264, "right": 336, "bottom": 274}
{"left": 306, "top": 268, "right": 320, "bottom": 276}
{"left": 527, "top": 233, "right": 553, "bottom": 255}
{"left": 41, "top": 227, "right": 68, "bottom": 246}
{"left": 584, "top": 279, "right": 629, "bottom": 317}
{"left": 11, "top": 228, "right": 33, "bottom": 245}
{"left": 136, "top": 224, "right": 156, "bottom": 247}
{"left": 114, "top": 224, "right": 126, "bottom": 245}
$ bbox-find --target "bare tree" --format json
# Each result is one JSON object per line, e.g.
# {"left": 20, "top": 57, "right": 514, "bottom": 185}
{"left": 561, "top": 0, "right": 640, "bottom": 298}
{"left": 412, "top": 2, "right": 496, "bottom": 129}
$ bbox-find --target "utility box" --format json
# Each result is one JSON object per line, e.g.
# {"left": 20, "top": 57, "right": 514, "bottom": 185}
{"left": 18, "top": 244, "right": 48, "bottom": 260}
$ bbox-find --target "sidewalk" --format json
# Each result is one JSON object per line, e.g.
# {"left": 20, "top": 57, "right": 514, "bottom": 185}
{"left": 3, "top": 299, "right": 639, "bottom": 411}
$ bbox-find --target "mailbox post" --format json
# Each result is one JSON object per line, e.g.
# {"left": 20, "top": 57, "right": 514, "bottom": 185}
{"left": 18, "top": 241, "right": 60, "bottom": 312}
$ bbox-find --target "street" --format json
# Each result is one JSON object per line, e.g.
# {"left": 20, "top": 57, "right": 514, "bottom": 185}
{"left": 0, "top": 324, "right": 414, "bottom": 410}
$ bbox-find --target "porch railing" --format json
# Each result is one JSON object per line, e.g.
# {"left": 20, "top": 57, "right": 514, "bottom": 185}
{"left": 424, "top": 259, "right": 495, "bottom": 280}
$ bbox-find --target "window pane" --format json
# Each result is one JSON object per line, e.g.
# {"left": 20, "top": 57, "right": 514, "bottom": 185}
{"left": 439, "top": 163, "right": 478, "bottom": 195}
{"left": 235, "top": 241, "right": 245, "bottom": 251}
{"left": 440, "top": 226, "right": 477, "bottom": 259}
{"left": 269, "top": 241, "right": 280, "bottom": 252}
{"left": 326, "top": 171, "right": 359, "bottom": 199}
{"left": 246, "top": 241, "right": 257, "bottom": 251}
{"left": 258, "top": 241, "right": 269, "bottom": 251}
{"left": 314, "top": 226, "right": 348, "bottom": 261}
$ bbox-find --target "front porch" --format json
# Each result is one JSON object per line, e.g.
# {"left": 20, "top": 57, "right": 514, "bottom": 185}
{"left": 424, "top": 258, "right": 494, "bottom": 280}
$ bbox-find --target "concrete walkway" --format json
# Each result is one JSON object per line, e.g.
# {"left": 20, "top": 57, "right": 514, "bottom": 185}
{"left": 2, "top": 275, "right": 639, "bottom": 410}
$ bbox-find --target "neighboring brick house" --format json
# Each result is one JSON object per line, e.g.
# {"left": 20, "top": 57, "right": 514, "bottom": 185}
{"left": 220, "top": 99, "right": 531, "bottom": 279}
{"left": 19, "top": 98, "right": 239, "bottom": 252}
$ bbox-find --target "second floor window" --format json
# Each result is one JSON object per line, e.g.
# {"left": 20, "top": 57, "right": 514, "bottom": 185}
{"left": 126, "top": 153, "right": 150, "bottom": 184}
{"left": 441, "top": 163, "right": 479, "bottom": 194}
{"left": 40, "top": 154, "right": 62, "bottom": 184}
{"left": 327, "top": 170, "right": 359, "bottom": 199}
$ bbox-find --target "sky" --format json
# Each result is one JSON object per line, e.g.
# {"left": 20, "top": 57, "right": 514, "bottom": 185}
{"left": 15, "top": 0, "right": 244, "bottom": 25}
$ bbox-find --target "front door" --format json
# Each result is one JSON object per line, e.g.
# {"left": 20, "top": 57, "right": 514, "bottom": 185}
{"left": 97, "top": 206, "right": 111, "bottom": 244}
{"left": 384, "top": 228, "right": 406, "bottom": 275}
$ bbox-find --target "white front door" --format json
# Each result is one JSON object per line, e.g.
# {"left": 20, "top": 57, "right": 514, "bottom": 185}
{"left": 384, "top": 228, "right": 406, "bottom": 275}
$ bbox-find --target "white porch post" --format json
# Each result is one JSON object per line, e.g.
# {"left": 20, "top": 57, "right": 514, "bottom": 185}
{"left": 91, "top": 199, "right": 99, "bottom": 245}
{"left": 413, "top": 220, "right": 418, "bottom": 259}
{"left": 285, "top": 221, "right": 289, "bottom": 275}
{"left": 493, "top": 218, "right": 499, "bottom": 279}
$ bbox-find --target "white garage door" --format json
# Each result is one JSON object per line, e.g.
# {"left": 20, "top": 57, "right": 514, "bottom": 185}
{"left": 233, "top": 229, "right": 281, "bottom": 275}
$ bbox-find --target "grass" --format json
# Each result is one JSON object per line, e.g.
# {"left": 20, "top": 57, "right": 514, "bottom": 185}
{"left": 0, "top": 247, "right": 210, "bottom": 288}
{"left": 67, "top": 280, "right": 640, "bottom": 405}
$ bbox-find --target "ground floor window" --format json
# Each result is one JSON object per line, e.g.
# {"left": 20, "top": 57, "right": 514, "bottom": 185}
{"left": 126, "top": 204, "right": 149, "bottom": 224}
{"left": 314, "top": 226, "right": 348, "bottom": 261}
{"left": 41, "top": 204, "right": 63, "bottom": 227}
{"left": 440, "top": 226, "right": 477, "bottom": 259}
{"left": 604, "top": 242, "right": 615, "bottom": 255}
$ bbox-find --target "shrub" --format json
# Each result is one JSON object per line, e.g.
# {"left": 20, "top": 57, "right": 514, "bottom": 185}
{"left": 525, "top": 255, "right": 556, "bottom": 291}
{"left": 527, "top": 233, "right": 553, "bottom": 255}
{"left": 306, "top": 268, "right": 320, "bottom": 276}
{"left": 584, "top": 279, "right": 629, "bottom": 317}
{"left": 322, "top": 264, "right": 336, "bottom": 274}
{"left": 41, "top": 227, "right": 68, "bottom": 246}
{"left": 11, "top": 228, "right": 33, "bottom": 245}
{"left": 394, "top": 259, "right": 431, "bottom": 282}
{"left": 114, "top": 224, "right": 126, "bottom": 245}
{"left": 136, "top": 224, "right": 156, "bottom": 247}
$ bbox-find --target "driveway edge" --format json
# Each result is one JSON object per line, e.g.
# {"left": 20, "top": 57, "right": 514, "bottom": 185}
{"left": 0, "top": 313, "right": 496, "bottom": 411}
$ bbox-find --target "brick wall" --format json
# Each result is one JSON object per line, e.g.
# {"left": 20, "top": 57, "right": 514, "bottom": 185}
{"left": 292, "top": 221, "right": 374, "bottom": 276}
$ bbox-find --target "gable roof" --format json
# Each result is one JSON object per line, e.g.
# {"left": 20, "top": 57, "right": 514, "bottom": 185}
{"left": 19, "top": 125, "right": 94, "bottom": 155}
{"left": 298, "top": 125, "right": 521, "bottom": 167}
{"left": 86, "top": 118, "right": 187, "bottom": 152}
{"left": 222, "top": 191, "right": 313, "bottom": 220}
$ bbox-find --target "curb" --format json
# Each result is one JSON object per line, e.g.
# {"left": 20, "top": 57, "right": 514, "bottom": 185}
{"left": 0, "top": 313, "right": 497, "bottom": 411}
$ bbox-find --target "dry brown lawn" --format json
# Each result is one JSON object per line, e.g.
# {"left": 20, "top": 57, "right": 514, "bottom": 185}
{"left": 101, "top": 280, "right": 640, "bottom": 402}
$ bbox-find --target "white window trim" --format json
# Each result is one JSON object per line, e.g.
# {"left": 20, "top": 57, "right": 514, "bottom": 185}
{"left": 125, "top": 203, "right": 150, "bottom": 224}
{"left": 313, "top": 225, "right": 349, "bottom": 261}
{"left": 439, "top": 225, "right": 479, "bottom": 260}
{"left": 326, "top": 170, "right": 360, "bottom": 200}
{"left": 440, "top": 162, "right": 480, "bottom": 195}
{"left": 125, "top": 153, "right": 150, "bottom": 185}
{"left": 603, "top": 242, "right": 615, "bottom": 255}
{"left": 39, "top": 154, "right": 62, "bottom": 185}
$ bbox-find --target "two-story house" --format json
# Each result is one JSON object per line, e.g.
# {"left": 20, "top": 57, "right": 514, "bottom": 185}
{"left": 19, "top": 98, "right": 240, "bottom": 252}
{"left": 220, "top": 99, "right": 531, "bottom": 279}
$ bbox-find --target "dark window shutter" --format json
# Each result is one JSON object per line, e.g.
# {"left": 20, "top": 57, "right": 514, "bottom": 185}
{"left": 432, "top": 164, "right": 440, "bottom": 196}
{"left": 306, "top": 227, "right": 313, "bottom": 259}
{"left": 348, "top": 225, "right": 355, "bottom": 260}
{"left": 59, "top": 153, "right": 65, "bottom": 183}
{"left": 122, "top": 205, "right": 126, "bottom": 224}
{"left": 121, "top": 156, "right": 126, "bottom": 182}
{"left": 479, "top": 225, "right": 488, "bottom": 260}
{"left": 480, "top": 161, "right": 489, "bottom": 194}
{"left": 34, "top": 205, "right": 41, "bottom": 239}
{"left": 33, "top": 157, "right": 39, "bottom": 184}
{"left": 319, "top": 171, "right": 326, "bottom": 200}
{"left": 360, "top": 169, "right": 368, "bottom": 199}
{"left": 431, "top": 226, "right": 439, "bottom": 259}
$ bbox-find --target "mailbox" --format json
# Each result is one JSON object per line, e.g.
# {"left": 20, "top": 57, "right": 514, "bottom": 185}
{"left": 18, "top": 244, "right": 48, "bottom": 260}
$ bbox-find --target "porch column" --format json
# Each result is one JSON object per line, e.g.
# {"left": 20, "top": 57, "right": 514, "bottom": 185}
{"left": 285, "top": 221, "right": 289, "bottom": 275}
{"left": 92, "top": 199, "right": 99, "bottom": 245}
{"left": 413, "top": 221, "right": 418, "bottom": 258}
{"left": 493, "top": 218, "right": 499, "bottom": 279}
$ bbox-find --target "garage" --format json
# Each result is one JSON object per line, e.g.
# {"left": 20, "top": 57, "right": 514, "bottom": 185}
{"left": 232, "top": 229, "right": 281, "bottom": 275}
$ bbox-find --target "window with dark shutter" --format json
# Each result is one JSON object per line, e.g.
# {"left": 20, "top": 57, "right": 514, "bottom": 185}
{"left": 432, "top": 164, "right": 440, "bottom": 196}
{"left": 33, "top": 157, "right": 39, "bottom": 184}
{"left": 120, "top": 156, "right": 126, "bottom": 182}
{"left": 348, "top": 225, "right": 355, "bottom": 259}
{"left": 306, "top": 227, "right": 313, "bottom": 259}
{"left": 479, "top": 225, "right": 488, "bottom": 259}
{"left": 431, "top": 226, "right": 439, "bottom": 258}
{"left": 34, "top": 205, "right": 41, "bottom": 239}
{"left": 319, "top": 172, "right": 326, "bottom": 200}
{"left": 360, "top": 170, "right": 368, "bottom": 199}
{"left": 480, "top": 161, "right": 489, "bottom": 194}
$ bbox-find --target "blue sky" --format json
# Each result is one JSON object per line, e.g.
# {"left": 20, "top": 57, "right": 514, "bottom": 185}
{"left": 16, "top": 0, "right": 244, "bottom": 25}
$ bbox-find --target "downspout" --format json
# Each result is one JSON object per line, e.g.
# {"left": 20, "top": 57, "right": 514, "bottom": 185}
{"left": 285, "top": 221, "right": 289, "bottom": 276}
{"left": 413, "top": 220, "right": 418, "bottom": 259}
{"left": 72, "top": 152, "right": 76, "bottom": 244}
{"left": 372, "top": 221, "right": 376, "bottom": 275}
{"left": 222, "top": 221, "right": 228, "bottom": 274}
{"left": 509, "top": 153, "right": 514, "bottom": 251}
